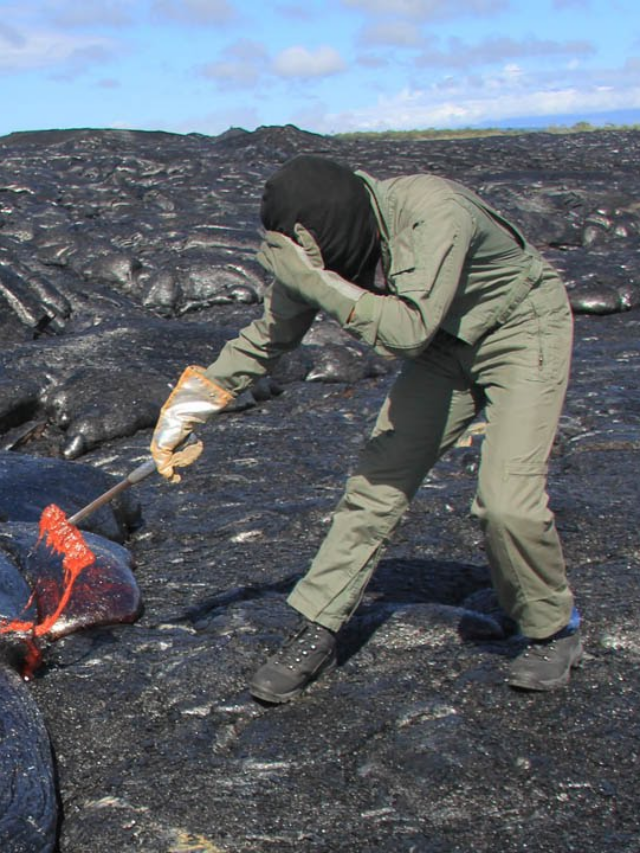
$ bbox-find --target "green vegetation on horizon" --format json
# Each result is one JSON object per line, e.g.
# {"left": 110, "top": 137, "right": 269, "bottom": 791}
{"left": 334, "top": 121, "right": 640, "bottom": 142}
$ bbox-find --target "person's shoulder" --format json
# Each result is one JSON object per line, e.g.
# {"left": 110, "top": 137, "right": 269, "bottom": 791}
{"left": 390, "top": 172, "right": 458, "bottom": 201}
{"left": 385, "top": 175, "right": 464, "bottom": 225}
{"left": 357, "top": 169, "right": 450, "bottom": 192}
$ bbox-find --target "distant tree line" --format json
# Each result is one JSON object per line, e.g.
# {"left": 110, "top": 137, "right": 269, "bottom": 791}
{"left": 334, "top": 121, "right": 640, "bottom": 141}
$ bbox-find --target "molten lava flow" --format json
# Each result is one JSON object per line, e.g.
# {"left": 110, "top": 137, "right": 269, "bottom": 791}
{"left": 0, "top": 504, "right": 97, "bottom": 673}
{"left": 32, "top": 504, "right": 97, "bottom": 637}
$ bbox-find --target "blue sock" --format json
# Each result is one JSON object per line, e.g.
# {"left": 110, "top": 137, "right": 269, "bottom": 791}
{"left": 519, "top": 606, "right": 581, "bottom": 643}
{"left": 550, "top": 606, "right": 581, "bottom": 640}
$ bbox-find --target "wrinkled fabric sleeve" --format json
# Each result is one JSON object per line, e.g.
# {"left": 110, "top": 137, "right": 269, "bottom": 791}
{"left": 346, "top": 199, "right": 474, "bottom": 359}
{"left": 203, "top": 281, "right": 317, "bottom": 395}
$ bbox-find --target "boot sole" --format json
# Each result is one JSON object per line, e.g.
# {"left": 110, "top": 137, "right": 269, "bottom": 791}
{"left": 508, "top": 642, "right": 584, "bottom": 692}
{"left": 249, "top": 656, "right": 337, "bottom": 705}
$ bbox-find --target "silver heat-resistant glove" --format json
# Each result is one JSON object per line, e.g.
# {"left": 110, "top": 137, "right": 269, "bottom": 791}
{"left": 151, "top": 365, "right": 233, "bottom": 483}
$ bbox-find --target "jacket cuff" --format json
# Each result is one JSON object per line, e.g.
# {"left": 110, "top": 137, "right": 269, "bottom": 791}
{"left": 310, "top": 270, "right": 364, "bottom": 325}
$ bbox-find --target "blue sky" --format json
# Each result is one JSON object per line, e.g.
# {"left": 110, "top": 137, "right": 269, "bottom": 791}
{"left": 1, "top": 0, "right": 639, "bottom": 138}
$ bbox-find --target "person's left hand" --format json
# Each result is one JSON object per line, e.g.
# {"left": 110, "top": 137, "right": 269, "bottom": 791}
{"left": 257, "top": 224, "right": 363, "bottom": 325}
{"left": 256, "top": 224, "right": 323, "bottom": 296}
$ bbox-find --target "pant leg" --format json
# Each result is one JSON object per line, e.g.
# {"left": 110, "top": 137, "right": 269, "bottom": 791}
{"left": 470, "top": 278, "right": 574, "bottom": 638}
{"left": 288, "top": 334, "right": 480, "bottom": 632}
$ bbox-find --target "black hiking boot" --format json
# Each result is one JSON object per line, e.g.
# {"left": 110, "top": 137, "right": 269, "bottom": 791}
{"left": 508, "top": 629, "right": 584, "bottom": 691}
{"left": 250, "top": 619, "right": 337, "bottom": 704}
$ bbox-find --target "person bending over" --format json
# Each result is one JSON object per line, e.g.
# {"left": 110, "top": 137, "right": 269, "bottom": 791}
{"left": 151, "top": 154, "right": 582, "bottom": 704}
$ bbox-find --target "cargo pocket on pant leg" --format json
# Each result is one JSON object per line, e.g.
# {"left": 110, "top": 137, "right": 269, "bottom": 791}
{"left": 528, "top": 288, "right": 573, "bottom": 385}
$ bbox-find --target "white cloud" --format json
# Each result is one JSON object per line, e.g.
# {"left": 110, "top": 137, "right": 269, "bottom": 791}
{"left": 357, "top": 53, "right": 390, "bottom": 69}
{"left": 272, "top": 45, "right": 346, "bottom": 78}
{"left": 341, "top": 0, "right": 508, "bottom": 21}
{"left": 359, "top": 20, "right": 425, "bottom": 47}
{"left": 52, "top": 43, "right": 115, "bottom": 80}
{"left": 502, "top": 63, "right": 525, "bottom": 81}
{"left": 151, "top": 0, "right": 237, "bottom": 25}
{"left": 415, "top": 35, "right": 596, "bottom": 69}
{"left": 0, "top": 28, "right": 116, "bottom": 73}
{"left": 273, "top": 2, "right": 319, "bottom": 21}
{"left": 318, "top": 79, "right": 640, "bottom": 132}
{"left": 42, "top": 0, "right": 133, "bottom": 28}
{"left": 199, "top": 40, "right": 268, "bottom": 89}
{"left": 0, "top": 22, "right": 27, "bottom": 48}
{"left": 552, "top": 0, "right": 590, "bottom": 7}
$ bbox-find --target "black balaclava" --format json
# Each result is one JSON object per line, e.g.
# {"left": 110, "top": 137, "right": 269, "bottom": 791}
{"left": 260, "top": 154, "right": 380, "bottom": 288}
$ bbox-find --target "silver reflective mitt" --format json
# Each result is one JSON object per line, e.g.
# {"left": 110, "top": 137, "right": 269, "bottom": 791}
{"left": 151, "top": 365, "right": 233, "bottom": 483}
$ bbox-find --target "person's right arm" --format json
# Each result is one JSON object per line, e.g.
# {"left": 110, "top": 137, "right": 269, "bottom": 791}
{"left": 203, "top": 281, "right": 317, "bottom": 394}
{"left": 151, "top": 283, "right": 316, "bottom": 481}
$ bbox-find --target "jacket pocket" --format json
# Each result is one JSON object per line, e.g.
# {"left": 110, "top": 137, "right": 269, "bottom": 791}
{"left": 387, "top": 224, "right": 431, "bottom": 294}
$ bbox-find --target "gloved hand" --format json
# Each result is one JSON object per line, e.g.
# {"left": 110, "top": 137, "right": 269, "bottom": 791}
{"left": 256, "top": 224, "right": 364, "bottom": 325}
{"left": 151, "top": 365, "right": 233, "bottom": 483}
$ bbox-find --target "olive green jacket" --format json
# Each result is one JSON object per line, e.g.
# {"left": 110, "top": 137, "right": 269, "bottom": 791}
{"left": 206, "top": 172, "right": 556, "bottom": 394}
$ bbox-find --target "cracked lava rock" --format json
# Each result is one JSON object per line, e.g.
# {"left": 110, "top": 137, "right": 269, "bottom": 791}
{"left": 0, "top": 124, "right": 639, "bottom": 852}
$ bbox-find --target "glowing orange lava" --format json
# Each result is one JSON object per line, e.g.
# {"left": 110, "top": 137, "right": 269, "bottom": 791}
{"left": 0, "top": 504, "right": 96, "bottom": 645}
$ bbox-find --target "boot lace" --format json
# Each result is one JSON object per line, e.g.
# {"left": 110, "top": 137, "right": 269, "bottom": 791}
{"left": 276, "top": 622, "right": 331, "bottom": 670}
{"left": 521, "top": 640, "right": 557, "bottom": 662}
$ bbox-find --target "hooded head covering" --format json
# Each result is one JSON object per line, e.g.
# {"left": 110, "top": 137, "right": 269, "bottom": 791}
{"left": 260, "top": 154, "right": 380, "bottom": 288}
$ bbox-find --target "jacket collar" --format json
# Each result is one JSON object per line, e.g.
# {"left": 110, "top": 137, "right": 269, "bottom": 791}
{"left": 356, "top": 170, "right": 394, "bottom": 277}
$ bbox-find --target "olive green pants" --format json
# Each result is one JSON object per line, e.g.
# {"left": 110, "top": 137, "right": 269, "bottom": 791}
{"left": 288, "top": 277, "right": 575, "bottom": 639}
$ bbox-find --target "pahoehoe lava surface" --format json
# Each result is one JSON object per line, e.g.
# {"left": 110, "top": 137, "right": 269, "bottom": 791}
{"left": 0, "top": 664, "right": 57, "bottom": 853}
{"left": 0, "top": 126, "right": 639, "bottom": 851}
